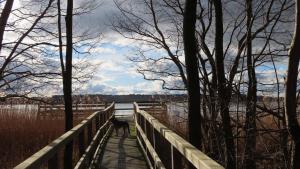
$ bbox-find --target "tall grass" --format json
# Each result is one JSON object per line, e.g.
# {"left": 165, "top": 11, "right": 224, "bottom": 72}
{"left": 0, "top": 107, "right": 89, "bottom": 169}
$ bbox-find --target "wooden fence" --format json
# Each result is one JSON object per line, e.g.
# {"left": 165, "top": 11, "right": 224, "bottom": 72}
{"left": 37, "top": 103, "right": 109, "bottom": 119}
{"left": 38, "top": 103, "right": 108, "bottom": 112}
{"left": 137, "top": 102, "right": 167, "bottom": 113}
{"left": 14, "top": 103, "right": 115, "bottom": 169}
{"left": 134, "top": 102, "right": 224, "bottom": 169}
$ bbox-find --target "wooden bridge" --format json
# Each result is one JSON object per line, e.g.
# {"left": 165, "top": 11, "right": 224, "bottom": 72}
{"left": 14, "top": 102, "right": 224, "bottom": 169}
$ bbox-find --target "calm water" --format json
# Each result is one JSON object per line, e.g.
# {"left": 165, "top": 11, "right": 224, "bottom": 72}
{"left": 115, "top": 103, "right": 134, "bottom": 116}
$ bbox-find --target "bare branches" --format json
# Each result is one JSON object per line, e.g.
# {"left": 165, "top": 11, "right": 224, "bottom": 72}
{"left": 112, "top": 0, "right": 187, "bottom": 90}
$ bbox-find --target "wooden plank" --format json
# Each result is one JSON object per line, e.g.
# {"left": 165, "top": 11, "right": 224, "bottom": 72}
{"left": 98, "top": 122, "right": 148, "bottom": 169}
{"left": 136, "top": 108, "right": 224, "bottom": 169}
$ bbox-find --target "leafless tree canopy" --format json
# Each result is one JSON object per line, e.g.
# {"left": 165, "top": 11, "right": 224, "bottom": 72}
{"left": 113, "top": 0, "right": 299, "bottom": 168}
{"left": 0, "top": 0, "right": 101, "bottom": 99}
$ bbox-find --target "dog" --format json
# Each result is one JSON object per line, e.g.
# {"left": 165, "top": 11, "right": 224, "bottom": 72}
{"left": 110, "top": 116, "right": 130, "bottom": 136}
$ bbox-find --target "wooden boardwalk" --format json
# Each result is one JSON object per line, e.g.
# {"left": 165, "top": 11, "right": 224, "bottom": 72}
{"left": 15, "top": 103, "right": 224, "bottom": 169}
{"left": 97, "top": 121, "right": 148, "bottom": 169}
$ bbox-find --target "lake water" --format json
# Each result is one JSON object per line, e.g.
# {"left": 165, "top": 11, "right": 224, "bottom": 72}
{"left": 115, "top": 103, "right": 134, "bottom": 116}
{"left": 0, "top": 103, "right": 188, "bottom": 119}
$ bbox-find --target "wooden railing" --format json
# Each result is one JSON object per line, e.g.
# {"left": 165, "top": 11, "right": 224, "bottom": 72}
{"left": 15, "top": 102, "right": 115, "bottom": 169}
{"left": 137, "top": 102, "right": 167, "bottom": 113}
{"left": 37, "top": 103, "right": 109, "bottom": 120}
{"left": 134, "top": 102, "right": 224, "bottom": 169}
{"left": 38, "top": 103, "right": 108, "bottom": 112}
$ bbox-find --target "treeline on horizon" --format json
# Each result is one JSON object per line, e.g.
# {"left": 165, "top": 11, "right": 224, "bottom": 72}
{"left": 0, "top": 93, "right": 285, "bottom": 105}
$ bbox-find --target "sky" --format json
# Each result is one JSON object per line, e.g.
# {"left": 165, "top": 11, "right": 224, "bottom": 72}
{"left": 71, "top": 0, "right": 169, "bottom": 95}
{"left": 1, "top": 0, "right": 292, "bottom": 96}
{"left": 74, "top": 0, "right": 290, "bottom": 96}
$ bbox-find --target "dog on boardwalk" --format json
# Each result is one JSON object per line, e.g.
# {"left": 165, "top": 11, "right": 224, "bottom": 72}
{"left": 110, "top": 116, "right": 130, "bottom": 136}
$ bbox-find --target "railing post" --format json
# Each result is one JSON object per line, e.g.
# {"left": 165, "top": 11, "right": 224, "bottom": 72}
{"left": 48, "top": 153, "right": 58, "bottom": 169}
{"left": 100, "top": 112, "right": 104, "bottom": 127}
{"left": 88, "top": 121, "right": 93, "bottom": 144}
{"left": 144, "top": 116, "right": 147, "bottom": 135}
{"left": 64, "top": 141, "right": 73, "bottom": 169}
{"left": 134, "top": 102, "right": 138, "bottom": 130}
{"left": 152, "top": 125, "right": 156, "bottom": 151}
{"left": 171, "top": 145, "right": 182, "bottom": 169}
{"left": 171, "top": 145, "right": 174, "bottom": 169}
{"left": 104, "top": 111, "right": 107, "bottom": 131}
{"left": 96, "top": 113, "right": 100, "bottom": 129}
{"left": 78, "top": 130, "right": 85, "bottom": 157}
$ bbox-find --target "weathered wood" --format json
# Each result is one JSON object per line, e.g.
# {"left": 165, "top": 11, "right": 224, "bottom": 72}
{"left": 14, "top": 103, "right": 115, "bottom": 169}
{"left": 99, "top": 122, "right": 148, "bottom": 169}
{"left": 39, "top": 103, "right": 107, "bottom": 112}
{"left": 134, "top": 102, "right": 224, "bottom": 169}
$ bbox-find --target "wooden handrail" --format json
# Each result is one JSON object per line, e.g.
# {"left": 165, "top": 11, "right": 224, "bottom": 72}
{"left": 14, "top": 102, "right": 115, "bottom": 169}
{"left": 39, "top": 103, "right": 107, "bottom": 107}
{"left": 134, "top": 102, "right": 224, "bottom": 169}
{"left": 38, "top": 103, "right": 108, "bottom": 113}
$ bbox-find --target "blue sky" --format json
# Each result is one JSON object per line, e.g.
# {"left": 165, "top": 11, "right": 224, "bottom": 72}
{"left": 79, "top": 35, "right": 167, "bottom": 95}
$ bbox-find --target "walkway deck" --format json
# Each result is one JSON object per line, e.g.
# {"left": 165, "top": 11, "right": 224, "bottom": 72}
{"left": 15, "top": 103, "right": 224, "bottom": 169}
{"left": 98, "top": 121, "right": 148, "bottom": 169}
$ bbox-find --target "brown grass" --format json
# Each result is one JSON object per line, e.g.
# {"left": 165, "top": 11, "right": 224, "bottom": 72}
{"left": 0, "top": 108, "right": 90, "bottom": 169}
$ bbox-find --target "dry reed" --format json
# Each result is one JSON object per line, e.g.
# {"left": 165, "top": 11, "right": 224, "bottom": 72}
{"left": 0, "top": 108, "right": 90, "bottom": 169}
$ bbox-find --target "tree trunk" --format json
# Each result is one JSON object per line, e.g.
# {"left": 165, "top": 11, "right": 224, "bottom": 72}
{"left": 212, "top": 0, "right": 236, "bottom": 168}
{"left": 244, "top": 0, "right": 257, "bottom": 168}
{"left": 183, "top": 0, "right": 202, "bottom": 151}
{"left": 63, "top": 0, "right": 74, "bottom": 168}
{"left": 285, "top": 1, "right": 300, "bottom": 169}
{"left": 0, "top": 0, "right": 14, "bottom": 54}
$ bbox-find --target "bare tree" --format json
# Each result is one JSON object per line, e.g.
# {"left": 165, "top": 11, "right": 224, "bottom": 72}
{"left": 285, "top": 0, "right": 300, "bottom": 168}
{"left": 212, "top": 1, "right": 236, "bottom": 168}
{"left": 112, "top": 0, "right": 187, "bottom": 90}
{"left": 244, "top": 0, "right": 257, "bottom": 168}
{"left": 57, "top": 0, "right": 74, "bottom": 167}
{"left": 113, "top": 0, "right": 296, "bottom": 168}
{"left": 0, "top": 0, "right": 100, "bottom": 101}
{"left": 183, "top": 0, "right": 202, "bottom": 151}
{"left": 0, "top": 0, "right": 14, "bottom": 54}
